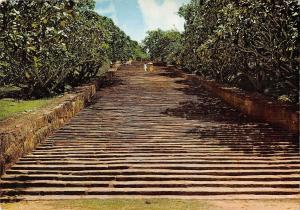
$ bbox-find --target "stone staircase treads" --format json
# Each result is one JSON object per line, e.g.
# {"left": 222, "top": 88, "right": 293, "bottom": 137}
{"left": 0, "top": 63, "right": 299, "bottom": 200}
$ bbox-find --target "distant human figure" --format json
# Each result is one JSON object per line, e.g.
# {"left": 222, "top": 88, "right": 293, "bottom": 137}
{"left": 144, "top": 63, "right": 147, "bottom": 71}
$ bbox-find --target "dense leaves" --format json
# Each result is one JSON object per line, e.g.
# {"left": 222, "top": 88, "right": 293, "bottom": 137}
{"left": 143, "top": 0, "right": 299, "bottom": 103}
{"left": 143, "top": 29, "right": 182, "bottom": 64}
{"left": 0, "top": 0, "right": 146, "bottom": 98}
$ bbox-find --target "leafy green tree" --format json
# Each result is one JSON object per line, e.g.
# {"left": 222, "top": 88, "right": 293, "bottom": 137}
{"left": 0, "top": 0, "right": 143, "bottom": 98}
{"left": 143, "top": 29, "right": 182, "bottom": 63}
{"left": 130, "top": 40, "right": 149, "bottom": 61}
{"left": 178, "top": 0, "right": 299, "bottom": 103}
{"left": 1, "top": 0, "right": 76, "bottom": 96}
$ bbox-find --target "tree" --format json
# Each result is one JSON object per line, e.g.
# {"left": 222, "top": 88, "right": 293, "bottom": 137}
{"left": 143, "top": 29, "right": 182, "bottom": 63}
{"left": 0, "top": 0, "right": 143, "bottom": 98}
{"left": 178, "top": 0, "right": 299, "bottom": 103}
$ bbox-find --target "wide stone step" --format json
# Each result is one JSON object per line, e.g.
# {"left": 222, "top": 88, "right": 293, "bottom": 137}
{"left": 1, "top": 180, "right": 299, "bottom": 188}
{"left": 1, "top": 187, "right": 299, "bottom": 197}
{"left": 24, "top": 153, "right": 300, "bottom": 161}
{"left": 15, "top": 159, "right": 300, "bottom": 165}
{"left": 35, "top": 144, "right": 297, "bottom": 149}
{"left": 17, "top": 158, "right": 300, "bottom": 165}
{"left": 10, "top": 164, "right": 300, "bottom": 171}
{"left": 33, "top": 148, "right": 297, "bottom": 154}
{"left": 1, "top": 194, "right": 299, "bottom": 201}
{"left": 2, "top": 174, "right": 299, "bottom": 182}
{"left": 29, "top": 150, "right": 299, "bottom": 156}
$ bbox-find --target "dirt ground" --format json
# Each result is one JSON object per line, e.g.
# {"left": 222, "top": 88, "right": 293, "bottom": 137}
{"left": 1, "top": 199, "right": 299, "bottom": 210}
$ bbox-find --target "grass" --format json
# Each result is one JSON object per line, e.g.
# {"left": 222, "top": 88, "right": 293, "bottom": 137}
{"left": 43, "top": 199, "right": 211, "bottom": 210}
{"left": 1, "top": 198, "right": 299, "bottom": 210}
{"left": 0, "top": 98, "right": 53, "bottom": 120}
{"left": 0, "top": 199, "right": 212, "bottom": 210}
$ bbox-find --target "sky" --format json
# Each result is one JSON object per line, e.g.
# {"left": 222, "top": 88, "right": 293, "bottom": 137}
{"left": 95, "top": 0, "right": 189, "bottom": 42}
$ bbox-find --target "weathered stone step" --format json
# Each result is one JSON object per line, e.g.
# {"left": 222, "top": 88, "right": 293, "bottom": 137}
{"left": 39, "top": 140, "right": 296, "bottom": 145}
{"left": 1, "top": 180, "right": 299, "bottom": 188}
{"left": 1, "top": 187, "right": 299, "bottom": 197}
{"left": 18, "top": 156, "right": 300, "bottom": 162}
{"left": 3, "top": 174, "right": 299, "bottom": 182}
{"left": 54, "top": 126, "right": 293, "bottom": 132}
{"left": 33, "top": 147, "right": 242, "bottom": 151}
{"left": 15, "top": 159, "right": 300, "bottom": 165}
{"left": 52, "top": 131, "right": 294, "bottom": 137}
{"left": 48, "top": 140, "right": 295, "bottom": 145}
{"left": 1, "top": 194, "right": 298, "bottom": 201}
{"left": 45, "top": 137, "right": 296, "bottom": 142}
{"left": 31, "top": 149, "right": 298, "bottom": 155}
{"left": 10, "top": 164, "right": 300, "bottom": 171}
{"left": 40, "top": 144, "right": 296, "bottom": 151}
{"left": 23, "top": 154, "right": 300, "bottom": 160}
{"left": 49, "top": 131, "right": 295, "bottom": 136}
{"left": 50, "top": 133, "right": 293, "bottom": 139}
{"left": 57, "top": 128, "right": 200, "bottom": 132}
{"left": 4, "top": 169, "right": 300, "bottom": 177}
{"left": 29, "top": 150, "right": 299, "bottom": 156}
{"left": 41, "top": 143, "right": 295, "bottom": 149}
{"left": 2, "top": 194, "right": 298, "bottom": 201}
{"left": 34, "top": 145, "right": 296, "bottom": 151}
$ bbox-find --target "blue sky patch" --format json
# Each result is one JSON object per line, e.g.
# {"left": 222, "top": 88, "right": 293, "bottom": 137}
{"left": 95, "top": 0, "right": 189, "bottom": 42}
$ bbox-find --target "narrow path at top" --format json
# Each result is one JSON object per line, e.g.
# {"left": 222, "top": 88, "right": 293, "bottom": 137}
{"left": 0, "top": 63, "right": 299, "bottom": 200}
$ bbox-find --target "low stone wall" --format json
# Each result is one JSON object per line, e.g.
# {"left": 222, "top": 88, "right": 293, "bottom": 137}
{"left": 171, "top": 68, "right": 299, "bottom": 135}
{"left": 0, "top": 76, "right": 108, "bottom": 175}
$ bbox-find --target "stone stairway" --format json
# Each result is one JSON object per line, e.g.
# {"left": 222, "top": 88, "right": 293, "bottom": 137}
{"left": 0, "top": 63, "right": 299, "bottom": 200}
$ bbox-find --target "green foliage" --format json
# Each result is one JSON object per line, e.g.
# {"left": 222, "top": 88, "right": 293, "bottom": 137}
{"left": 99, "top": 17, "right": 148, "bottom": 63}
{"left": 178, "top": 0, "right": 299, "bottom": 103}
{"left": 0, "top": 0, "right": 144, "bottom": 98}
{"left": 143, "top": 0, "right": 299, "bottom": 103}
{"left": 143, "top": 29, "right": 182, "bottom": 64}
{"left": 130, "top": 40, "right": 149, "bottom": 61}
